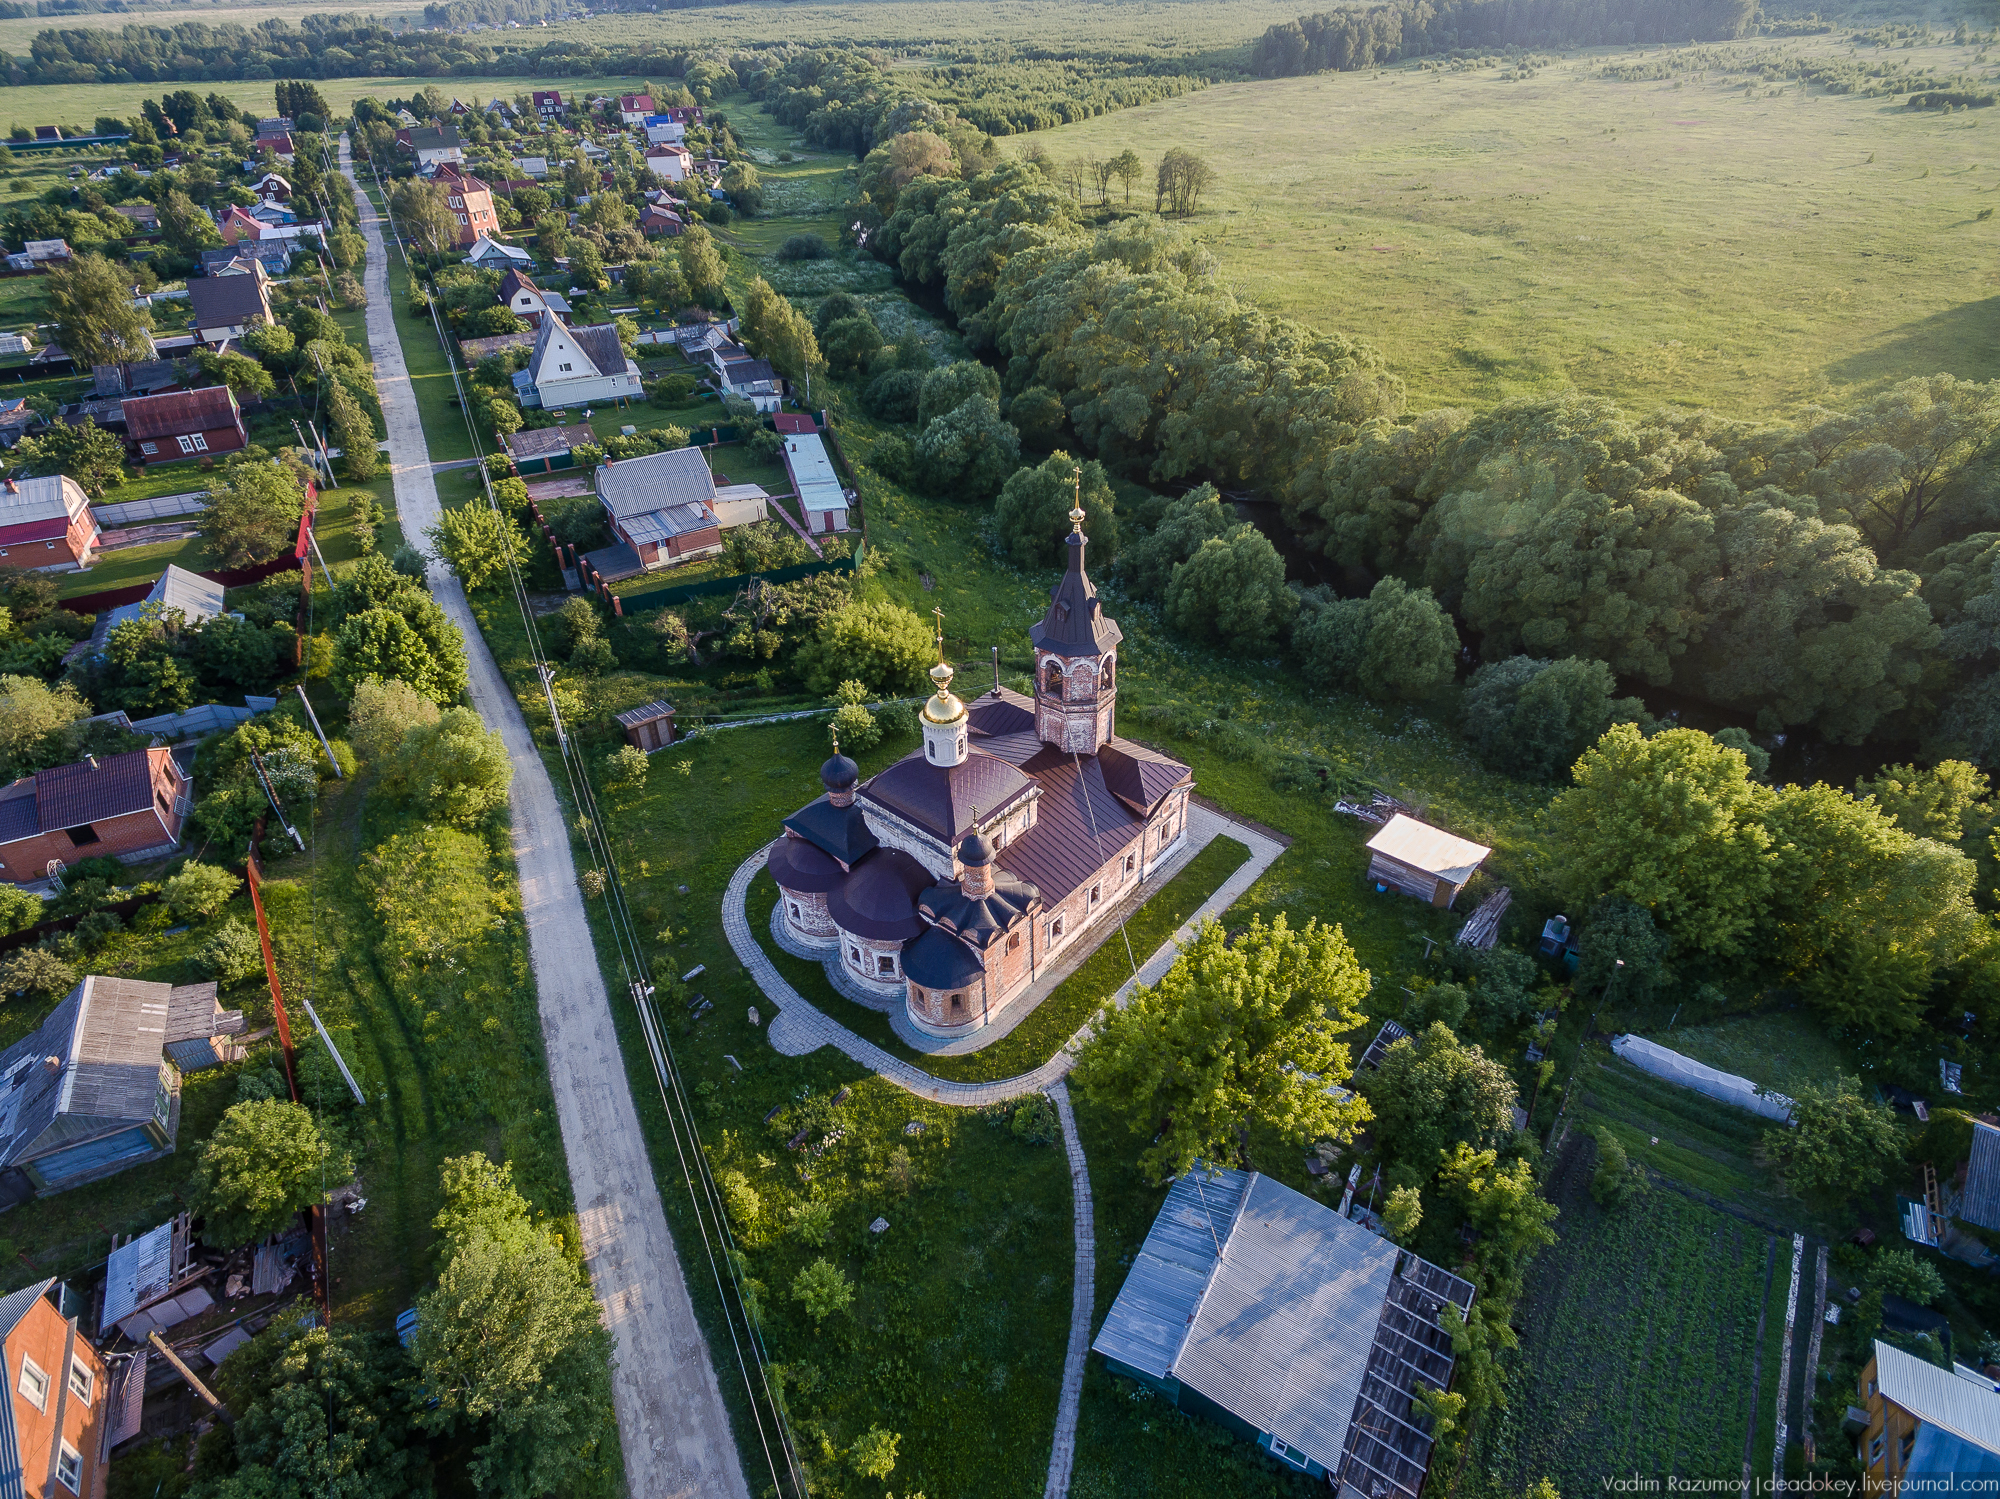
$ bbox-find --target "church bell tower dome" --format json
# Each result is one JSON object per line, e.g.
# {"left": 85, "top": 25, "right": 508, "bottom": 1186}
{"left": 921, "top": 615, "right": 969, "bottom": 768}
{"left": 1030, "top": 497, "right": 1122, "bottom": 755}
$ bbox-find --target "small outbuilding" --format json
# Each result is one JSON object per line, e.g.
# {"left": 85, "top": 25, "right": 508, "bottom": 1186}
{"left": 502, "top": 422, "right": 596, "bottom": 475}
{"left": 1094, "top": 1167, "right": 1474, "bottom": 1494}
{"left": 615, "top": 701, "right": 675, "bottom": 751}
{"left": 1364, "top": 813, "right": 1490, "bottom": 909}
{"left": 100, "top": 1212, "right": 205, "bottom": 1339}
{"left": 1956, "top": 1120, "right": 2000, "bottom": 1233}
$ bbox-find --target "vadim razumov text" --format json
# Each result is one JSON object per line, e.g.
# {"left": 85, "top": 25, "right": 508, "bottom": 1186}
{"left": 1602, "top": 1479, "right": 2000, "bottom": 1496}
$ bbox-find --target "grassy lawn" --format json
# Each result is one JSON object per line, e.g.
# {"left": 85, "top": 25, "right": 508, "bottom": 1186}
{"left": 1035, "top": 35, "right": 2000, "bottom": 415}
{"left": 1457, "top": 1130, "right": 1776, "bottom": 1495}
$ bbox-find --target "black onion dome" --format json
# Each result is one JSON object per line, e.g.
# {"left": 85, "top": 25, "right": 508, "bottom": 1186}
{"left": 820, "top": 751, "right": 859, "bottom": 792}
{"left": 903, "top": 925, "right": 986, "bottom": 990}
{"left": 767, "top": 834, "right": 841, "bottom": 895}
{"left": 918, "top": 869, "right": 1038, "bottom": 946}
{"left": 827, "top": 848, "right": 934, "bottom": 942}
{"left": 958, "top": 829, "right": 995, "bottom": 867}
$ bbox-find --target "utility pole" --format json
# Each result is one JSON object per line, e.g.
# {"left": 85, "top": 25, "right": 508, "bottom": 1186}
{"left": 148, "top": 1332, "right": 233, "bottom": 1424}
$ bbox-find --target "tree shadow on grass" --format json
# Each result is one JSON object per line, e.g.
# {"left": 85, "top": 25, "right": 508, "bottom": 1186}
{"left": 1823, "top": 294, "right": 2000, "bottom": 394}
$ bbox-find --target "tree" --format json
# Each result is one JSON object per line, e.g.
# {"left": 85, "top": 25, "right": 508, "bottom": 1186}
{"left": 163, "top": 861, "right": 239, "bottom": 922}
{"left": 194, "top": 919, "right": 265, "bottom": 984}
{"left": 1825, "top": 375, "right": 2000, "bottom": 554}
{"left": 1383, "top": 1183, "right": 1423, "bottom": 1243}
{"left": 912, "top": 395, "right": 1022, "bottom": 501}
{"left": 348, "top": 677, "right": 441, "bottom": 765}
{"left": 1461, "top": 656, "right": 1642, "bottom": 781}
{"left": 0, "top": 675, "right": 90, "bottom": 780}
{"left": 201, "top": 461, "right": 307, "bottom": 569}
{"left": 1869, "top": 1248, "right": 1946, "bottom": 1307}
{"left": 430, "top": 502, "right": 528, "bottom": 593}
{"left": 13, "top": 418, "right": 125, "bottom": 498}
{"left": 332, "top": 600, "right": 468, "bottom": 705}
{"left": 0, "top": 948, "right": 74, "bottom": 999}
{"left": 190, "top": 1099, "right": 353, "bottom": 1248}
{"left": 392, "top": 177, "right": 459, "bottom": 259}
{"left": 325, "top": 375, "right": 378, "bottom": 482}
{"left": 1542, "top": 726, "right": 1775, "bottom": 958}
{"left": 196, "top": 349, "right": 275, "bottom": 401}
{"left": 1366, "top": 1022, "right": 1519, "bottom": 1175}
{"left": 1110, "top": 149, "right": 1144, "bottom": 206}
{"left": 202, "top": 1319, "right": 427, "bottom": 1499}
{"left": 678, "top": 222, "right": 727, "bottom": 302}
{"left": 796, "top": 602, "right": 934, "bottom": 697}
{"left": 820, "top": 315, "right": 883, "bottom": 378}
{"left": 1154, "top": 148, "right": 1216, "bottom": 216}
{"left": 1761, "top": 781, "right": 1979, "bottom": 1034}
{"left": 860, "top": 130, "right": 957, "bottom": 214}
{"left": 414, "top": 1154, "right": 618, "bottom": 1499}
{"left": 46, "top": 251, "right": 153, "bottom": 367}
{"left": 1072, "top": 915, "right": 1373, "bottom": 1178}
{"left": 848, "top": 1426, "right": 900, "bottom": 1481}
{"left": 1764, "top": 1075, "right": 1901, "bottom": 1203}
{"left": 603, "top": 743, "right": 649, "bottom": 796}
{"left": 159, "top": 188, "right": 219, "bottom": 253}
{"left": 740, "top": 277, "right": 824, "bottom": 394}
{"left": 1121, "top": 484, "right": 1232, "bottom": 599}
{"left": 720, "top": 160, "right": 763, "bottom": 214}
{"left": 1164, "top": 525, "right": 1295, "bottom": 655}
{"left": 1439, "top": 1141, "right": 1558, "bottom": 1268}
{"left": 790, "top": 1258, "right": 853, "bottom": 1327}
{"left": 993, "top": 452, "right": 1118, "bottom": 568}
{"left": 383, "top": 707, "right": 513, "bottom": 825}
{"left": 917, "top": 360, "right": 1001, "bottom": 428}
{"left": 1858, "top": 760, "right": 1993, "bottom": 844}
{"left": 1354, "top": 577, "right": 1457, "bottom": 700}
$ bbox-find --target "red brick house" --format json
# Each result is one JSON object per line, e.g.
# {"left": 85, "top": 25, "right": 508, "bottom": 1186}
{"left": 0, "top": 747, "right": 191, "bottom": 884}
{"left": 122, "top": 387, "right": 248, "bottom": 465}
{"left": 0, "top": 476, "right": 98, "bottom": 572}
{"left": 0, "top": 1279, "right": 109, "bottom": 1498}
{"left": 434, "top": 164, "right": 498, "bottom": 247}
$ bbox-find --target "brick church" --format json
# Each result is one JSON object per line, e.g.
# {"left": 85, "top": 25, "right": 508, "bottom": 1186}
{"left": 768, "top": 507, "right": 1194, "bottom": 1039}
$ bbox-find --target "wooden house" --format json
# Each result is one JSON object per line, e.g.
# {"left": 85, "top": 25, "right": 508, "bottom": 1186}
{"left": 123, "top": 386, "right": 248, "bottom": 463}
{"left": 1856, "top": 1339, "right": 2000, "bottom": 1485}
{"left": 1364, "top": 813, "right": 1490, "bottom": 909}
{"left": 615, "top": 701, "right": 675, "bottom": 751}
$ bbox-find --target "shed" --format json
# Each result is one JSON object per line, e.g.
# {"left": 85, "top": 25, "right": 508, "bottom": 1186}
{"left": 615, "top": 700, "right": 675, "bottom": 752}
{"left": 100, "top": 1212, "right": 204, "bottom": 1340}
{"left": 1958, "top": 1120, "right": 2000, "bottom": 1232}
{"left": 1093, "top": 1167, "right": 1473, "bottom": 1493}
{"left": 502, "top": 422, "right": 596, "bottom": 475}
{"left": 1364, "top": 814, "right": 1490, "bottom": 908}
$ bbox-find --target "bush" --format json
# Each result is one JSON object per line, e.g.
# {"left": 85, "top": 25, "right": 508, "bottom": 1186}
{"left": 1590, "top": 1128, "right": 1645, "bottom": 1207}
{"left": 777, "top": 234, "right": 831, "bottom": 261}
{"left": 829, "top": 701, "right": 881, "bottom": 753}
{"left": 789, "top": 1200, "right": 833, "bottom": 1246}
{"left": 0, "top": 884, "right": 38, "bottom": 935}
{"left": 193, "top": 918, "right": 264, "bottom": 985}
{"left": 1010, "top": 1094, "right": 1058, "bottom": 1144}
{"left": 604, "top": 743, "right": 650, "bottom": 795}
{"left": 0, "top": 946, "right": 73, "bottom": 999}
{"left": 874, "top": 701, "right": 919, "bottom": 741}
{"left": 163, "top": 862, "right": 241, "bottom": 923}
{"left": 790, "top": 1257, "right": 853, "bottom": 1326}
{"left": 718, "top": 1168, "right": 760, "bottom": 1228}
{"left": 73, "top": 909, "right": 123, "bottom": 953}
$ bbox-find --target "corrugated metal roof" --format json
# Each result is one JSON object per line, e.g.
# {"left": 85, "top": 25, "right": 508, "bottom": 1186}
{"left": 503, "top": 422, "right": 594, "bottom": 460}
{"left": 35, "top": 748, "right": 163, "bottom": 831}
{"left": 1093, "top": 1168, "right": 1249, "bottom": 1380}
{"left": 1365, "top": 814, "right": 1490, "bottom": 884}
{"left": 1173, "top": 1173, "right": 1398, "bottom": 1474}
{"left": 0, "top": 1278, "right": 52, "bottom": 1343}
{"left": 123, "top": 386, "right": 239, "bottom": 442}
{"left": 106, "top": 1350, "right": 147, "bottom": 1448}
{"left": 0, "top": 976, "right": 174, "bottom": 1170}
{"left": 101, "top": 1220, "right": 174, "bottom": 1330}
{"left": 621, "top": 501, "right": 715, "bottom": 544}
{"left": 595, "top": 445, "right": 713, "bottom": 522}
{"left": 186, "top": 276, "right": 270, "bottom": 328}
{"left": 1876, "top": 1339, "right": 2000, "bottom": 1457}
{"left": 861, "top": 751, "right": 1033, "bottom": 848}
{"left": 782, "top": 432, "right": 845, "bottom": 515}
{"left": 1961, "top": 1121, "right": 2000, "bottom": 1231}
{"left": 995, "top": 750, "right": 1139, "bottom": 903}
{"left": 0, "top": 475, "right": 82, "bottom": 530}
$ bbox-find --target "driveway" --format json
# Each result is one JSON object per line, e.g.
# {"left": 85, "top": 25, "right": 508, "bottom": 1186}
{"left": 340, "top": 136, "right": 751, "bottom": 1499}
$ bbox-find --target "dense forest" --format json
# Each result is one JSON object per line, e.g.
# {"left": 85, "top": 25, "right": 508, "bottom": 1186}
{"left": 1250, "top": 0, "right": 1757, "bottom": 76}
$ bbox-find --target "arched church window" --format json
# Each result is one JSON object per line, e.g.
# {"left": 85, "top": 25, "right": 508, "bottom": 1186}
{"left": 1043, "top": 661, "right": 1063, "bottom": 695}
{"left": 1101, "top": 658, "right": 1114, "bottom": 691}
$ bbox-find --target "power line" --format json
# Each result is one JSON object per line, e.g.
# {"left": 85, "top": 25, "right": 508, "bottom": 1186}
{"left": 357, "top": 137, "right": 804, "bottom": 1498}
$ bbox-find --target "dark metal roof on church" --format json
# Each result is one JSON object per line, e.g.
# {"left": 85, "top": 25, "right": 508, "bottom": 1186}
{"left": 826, "top": 849, "right": 933, "bottom": 941}
{"left": 996, "top": 750, "right": 1141, "bottom": 902}
{"left": 782, "top": 796, "right": 878, "bottom": 867}
{"left": 767, "top": 834, "right": 842, "bottom": 895}
{"left": 1029, "top": 531, "right": 1122, "bottom": 656}
{"left": 860, "top": 752, "right": 1033, "bottom": 846}
{"left": 902, "top": 925, "right": 987, "bottom": 988}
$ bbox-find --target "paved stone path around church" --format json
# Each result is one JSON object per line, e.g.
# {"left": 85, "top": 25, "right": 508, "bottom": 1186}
{"left": 341, "top": 137, "right": 752, "bottom": 1499}
{"left": 722, "top": 801, "right": 1286, "bottom": 1496}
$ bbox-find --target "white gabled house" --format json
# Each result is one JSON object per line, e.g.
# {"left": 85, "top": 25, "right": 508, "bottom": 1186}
{"left": 513, "top": 314, "right": 644, "bottom": 411}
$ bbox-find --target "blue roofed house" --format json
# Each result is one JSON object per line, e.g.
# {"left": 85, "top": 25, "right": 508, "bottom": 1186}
{"left": 1093, "top": 1167, "right": 1474, "bottom": 1496}
{"left": 0, "top": 976, "right": 244, "bottom": 1199}
{"left": 1858, "top": 1339, "right": 2000, "bottom": 1484}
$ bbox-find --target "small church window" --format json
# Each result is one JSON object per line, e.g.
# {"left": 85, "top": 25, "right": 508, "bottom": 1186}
{"left": 1089, "top": 883, "right": 1101, "bottom": 907}
{"left": 789, "top": 902, "right": 801, "bottom": 921}
{"left": 1125, "top": 853, "right": 1136, "bottom": 875}
{"left": 956, "top": 735, "right": 965, "bottom": 756}
{"left": 849, "top": 945, "right": 862, "bottom": 967}
{"left": 877, "top": 954, "right": 895, "bottom": 976}
{"left": 950, "top": 992, "right": 965, "bottom": 1015}
{"left": 1050, "top": 915, "right": 1064, "bottom": 944}
{"left": 1043, "top": 661, "right": 1062, "bottom": 695}
{"left": 1008, "top": 932, "right": 1021, "bottom": 953}
{"left": 1102, "top": 658, "right": 1114, "bottom": 691}
{"left": 926, "top": 739, "right": 935, "bottom": 760}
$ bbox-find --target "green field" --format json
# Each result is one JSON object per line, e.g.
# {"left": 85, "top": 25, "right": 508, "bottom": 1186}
{"left": 1036, "top": 37, "right": 1999, "bottom": 415}
{"left": 1460, "top": 1130, "right": 1778, "bottom": 1495}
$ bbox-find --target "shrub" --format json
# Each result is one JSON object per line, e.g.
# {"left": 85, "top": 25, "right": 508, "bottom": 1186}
{"left": 0, "top": 884, "right": 38, "bottom": 935}
{"left": 1010, "top": 1094, "right": 1058, "bottom": 1144}
{"left": 163, "top": 862, "right": 240, "bottom": 923}
{"left": 73, "top": 909, "right": 123, "bottom": 953}
{"left": 874, "top": 701, "right": 919, "bottom": 741}
{"left": 569, "top": 635, "right": 617, "bottom": 677}
{"left": 789, "top": 1200, "right": 833, "bottom": 1247}
{"left": 189, "top": 1099, "right": 352, "bottom": 1249}
{"left": 193, "top": 918, "right": 264, "bottom": 985}
{"left": 777, "top": 234, "right": 831, "bottom": 261}
{"left": 1383, "top": 1184, "right": 1423, "bottom": 1244}
{"left": 790, "top": 1258, "right": 853, "bottom": 1327}
{"left": 829, "top": 702, "right": 880, "bottom": 754}
{"left": 1590, "top": 1128, "right": 1644, "bottom": 1208}
{"left": 604, "top": 743, "right": 650, "bottom": 795}
{"left": 0, "top": 946, "right": 73, "bottom": 999}
{"left": 718, "top": 1169, "right": 761, "bottom": 1228}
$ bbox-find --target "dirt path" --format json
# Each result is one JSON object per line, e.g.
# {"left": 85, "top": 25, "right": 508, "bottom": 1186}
{"left": 340, "top": 136, "right": 751, "bottom": 1499}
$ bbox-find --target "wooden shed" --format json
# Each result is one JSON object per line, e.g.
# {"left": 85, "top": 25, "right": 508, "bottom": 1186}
{"left": 1364, "top": 813, "right": 1490, "bottom": 909}
{"left": 615, "top": 700, "right": 675, "bottom": 751}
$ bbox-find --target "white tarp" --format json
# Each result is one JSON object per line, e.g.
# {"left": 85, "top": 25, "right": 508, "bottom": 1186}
{"left": 1611, "top": 1034, "right": 1796, "bottom": 1124}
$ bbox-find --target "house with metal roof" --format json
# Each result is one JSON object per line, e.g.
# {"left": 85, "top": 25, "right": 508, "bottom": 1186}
{"left": 1364, "top": 814, "right": 1491, "bottom": 910}
{"left": 0, "top": 1276, "right": 110, "bottom": 1498}
{"left": 769, "top": 511, "right": 1194, "bottom": 1036}
{"left": 77, "top": 565, "right": 227, "bottom": 659}
{"left": 0, "top": 976, "right": 243, "bottom": 1197}
{"left": 121, "top": 385, "right": 248, "bottom": 464}
{"left": 779, "top": 428, "right": 849, "bottom": 534}
{"left": 513, "top": 314, "right": 643, "bottom": 412}
{"left": 186, "top": 274, "right": 272, "bottom": 348}
{"left": 0, "top": 747, "right": 193, "bottom": 885}
{"left": 465, "top": 235, "right": 535, "bottom": 271}
{"left": 1095, "top": 1167, "right": 1474, "bottom": 1494}
{"left": 1857, "top": 1339, "right": 2000, "bottom": 1485}
{"left": 592, "top": 445, "right": 724, "bottom": 573}
{"left": 1954, "top": 1119, "right": 2000, "bottom": 1234}
{"left": 501, "top": 421, "right": 595, "bottom": 474}
{"left": 0, "top": 475, "right": 98, "bottom": 572}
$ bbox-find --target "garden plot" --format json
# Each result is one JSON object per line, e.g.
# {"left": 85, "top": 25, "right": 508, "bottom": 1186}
{"left": 1460, "top": 1132, "right": 1776, "bottom": 1496}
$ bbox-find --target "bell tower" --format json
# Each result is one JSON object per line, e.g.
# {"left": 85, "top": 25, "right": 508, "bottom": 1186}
{"left": 1030, "top": 490, "right": 1122, "bottom": 755}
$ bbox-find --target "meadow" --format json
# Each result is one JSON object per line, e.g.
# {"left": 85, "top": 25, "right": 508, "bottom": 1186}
{"left": 1034, "top": 35, "right": 2000, "bottom": 415}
